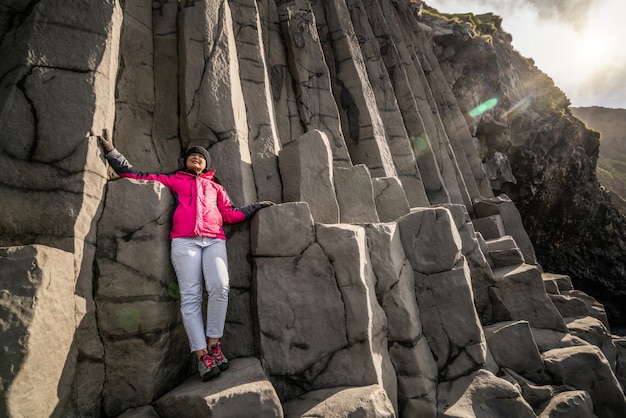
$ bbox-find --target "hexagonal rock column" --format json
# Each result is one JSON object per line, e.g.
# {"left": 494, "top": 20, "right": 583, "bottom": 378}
{"left": 396, "top": 207, "right": 487, "bottom": 380}
{"left": 0, "top": 245, "right": 78, "bottom": 418}
{"left": 491, "top": 263, "right": 568, "bottom": 332}
{"left": 334, "top": 165, "right": 380, "bottom": 224}
{"left": 278, "top": 129, "right": 340, "bottom": 224}
{"left": 437, "top": 369, "right": 536, "bottom": 417}
{"left": 310, "top": 0, "right": 397, "bottom": 179}
{"left": 474, "top": 195, "right": 537, "bottom": 265}
{"left": 251, "top": 203, "right": 397, "bottom": 411}
{"left": 483, "top": 320, "right": 545, "bottom": 382}
{"left": 154, "top": 357, "right": 283, "bottom": 417}
{"left": 542, "top": 345, "right": 626, "bottom": 418}
{"left": 364, "top": 222, "right": 437, "bottom": 417}
{"left": 178, "top": 0, "right": 257, "bottom": 206}
{"left": 96, "top": 180, "right": 188, "bottom": 416}
{"left": 277, "top": 0, "right": 352, "bottom": 167}
{"left": 230, "top": 0, "right": 283, "bottom": 202}
{"left": 371, "top": 177, "right": 411, "bottom": 222}
{"left": 282, "top": 385, "right": 395, "bottom": 418}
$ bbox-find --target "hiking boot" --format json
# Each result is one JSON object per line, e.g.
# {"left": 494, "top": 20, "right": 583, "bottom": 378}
{"left": 198, "top": 353, "right": 220, "bottom": 381}
{"left": 210, "top": 342, "right": 229, "bottom": 371}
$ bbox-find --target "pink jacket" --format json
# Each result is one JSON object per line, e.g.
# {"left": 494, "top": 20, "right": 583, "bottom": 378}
{"left": 105, "top": 149, "right": 260, "bottom": 240}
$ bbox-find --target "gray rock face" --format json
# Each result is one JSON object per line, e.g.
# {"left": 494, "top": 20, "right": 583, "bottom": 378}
{"left": 484, "top": 321, "right": 545, "bottom": 382}
{"left": 425, "top": 8, "right": 626, "bottom": 329}
{"left": 334, "top": 165, "right": 379, "bottom": 223}
{"left": 2, "top": 1, "right": 626, "bottom": 418}
{"left": 278, "top": 0, "right": 351, "bottom": 167}
{"left": 437, "top": 369, "right": 536, "bottom": 418}
{"left": 279, "top": 129, "right": 340, "bottom": 224}
{"left": 96, "top": 179, "right": 188, "bottom": 415}
{"left": 537, "top": 390, "right": 594, "bottom": 418}
{"left": 543, "top": 345, "right": 626, "bottom": 418}
{"left": 0, "top": 245, "right": 79, "bottom": 418}
{"left": 282, "top": 385, "right": 395, "bottom": 418}
{"left": 231, "top": 0, "right": 283, "bottom": 203}
{"left": 154, "top": 357, "right": 284, "bottom": 417}
{"left": 372, "top": 177, "right": 411, "bottom": 222}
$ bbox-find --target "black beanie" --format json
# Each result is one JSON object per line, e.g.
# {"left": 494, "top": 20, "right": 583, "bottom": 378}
{"left": 185, "top": 145, "right": 211, "bottom": 169}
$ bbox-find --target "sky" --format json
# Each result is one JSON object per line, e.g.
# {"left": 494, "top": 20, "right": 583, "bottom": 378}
{"left": 425, "top": 0, "right": 626, "bottom": 109}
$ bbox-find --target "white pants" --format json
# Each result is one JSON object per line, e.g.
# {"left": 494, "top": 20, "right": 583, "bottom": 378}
{"left": 170, "top": 237, "right": 230, "bottom": 352}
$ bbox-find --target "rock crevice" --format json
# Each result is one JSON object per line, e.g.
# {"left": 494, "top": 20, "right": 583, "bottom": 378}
{"left": 2, "top": 1, "right": 626, "bottom": 417}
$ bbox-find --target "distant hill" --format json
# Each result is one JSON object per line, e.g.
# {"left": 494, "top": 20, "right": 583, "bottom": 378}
{"left": 571, "top": 107, "right": 626, "bottom": 215}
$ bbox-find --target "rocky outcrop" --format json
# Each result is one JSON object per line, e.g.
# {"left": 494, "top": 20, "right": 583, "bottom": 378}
{"left": 1, "top": 1, "right": 626, "bottom": 417}
{"left": 571, "top": 106, "right": 626, "bottom": 215}
{"left": 423, "top": 9, "right": 626, "bottom": 329}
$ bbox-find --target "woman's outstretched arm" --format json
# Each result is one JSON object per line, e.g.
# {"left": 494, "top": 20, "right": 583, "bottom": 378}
{"left": 92, "top": 129, "right": 173, "bottom": 186}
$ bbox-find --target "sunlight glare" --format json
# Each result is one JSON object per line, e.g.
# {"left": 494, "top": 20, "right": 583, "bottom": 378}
{"left": 426, "top": 0, "right": 626, "bottom": 108}
{"left": 410, "top": 135, "right": 430, "bottom": 157}
{"left": 469, "top": 98, "right": 499, "bottom": 118}
{"left": 504, "top": 96, "right": 532, "bottom": 118}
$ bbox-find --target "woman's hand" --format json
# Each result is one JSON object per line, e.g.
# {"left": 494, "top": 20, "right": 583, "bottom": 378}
{"left": 94, "top": 128, "right": 114, "bottom": 152}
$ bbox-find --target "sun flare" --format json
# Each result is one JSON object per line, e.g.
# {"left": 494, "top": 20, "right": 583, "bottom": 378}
{"left": 427, "top": 0, "right": 626, "bottom": 107}
{"left": 575, "top": 24, "right": 615, "bottom": 77}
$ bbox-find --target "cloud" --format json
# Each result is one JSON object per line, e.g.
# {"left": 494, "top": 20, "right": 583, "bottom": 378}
{"left": 427, "top": 0, "right": 594, "bottom": 27}
{"left": 526, "top": 0, "right": 593, "bottom": 27}
{"left": 576, "top": 65, "right": 626, "bottom": 108}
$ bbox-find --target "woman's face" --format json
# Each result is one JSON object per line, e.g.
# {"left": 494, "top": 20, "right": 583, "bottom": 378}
{"left": 186, "top": 152, "right": 207, "bottom": 174}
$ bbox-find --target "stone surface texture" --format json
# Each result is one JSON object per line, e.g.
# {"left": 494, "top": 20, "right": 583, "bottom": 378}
{"left": 1, "top": 1, "right": 626, "bottom": 417}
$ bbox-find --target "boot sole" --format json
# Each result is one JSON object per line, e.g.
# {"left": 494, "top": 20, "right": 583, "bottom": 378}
{"left": 201, "top": 367, "right": 221, "bottom": 381}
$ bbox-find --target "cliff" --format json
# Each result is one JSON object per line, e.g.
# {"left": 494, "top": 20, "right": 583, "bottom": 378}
{"left": 421, "top": 10, "right": 626, "bottom": 331}
{"left": 1, "top": 1, "right": 626, "bottom": 417}
{"left": 571, "top": 106, "right": 626, "bottom": 216}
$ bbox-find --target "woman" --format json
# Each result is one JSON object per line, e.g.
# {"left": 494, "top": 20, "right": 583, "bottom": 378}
{"left": 96, "top": 129, "right": 272, "bottom": 381}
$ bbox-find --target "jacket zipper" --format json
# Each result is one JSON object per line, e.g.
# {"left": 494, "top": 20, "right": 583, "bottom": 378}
{"left": 195, "top": 176, "right": 203, "bottom": 236}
